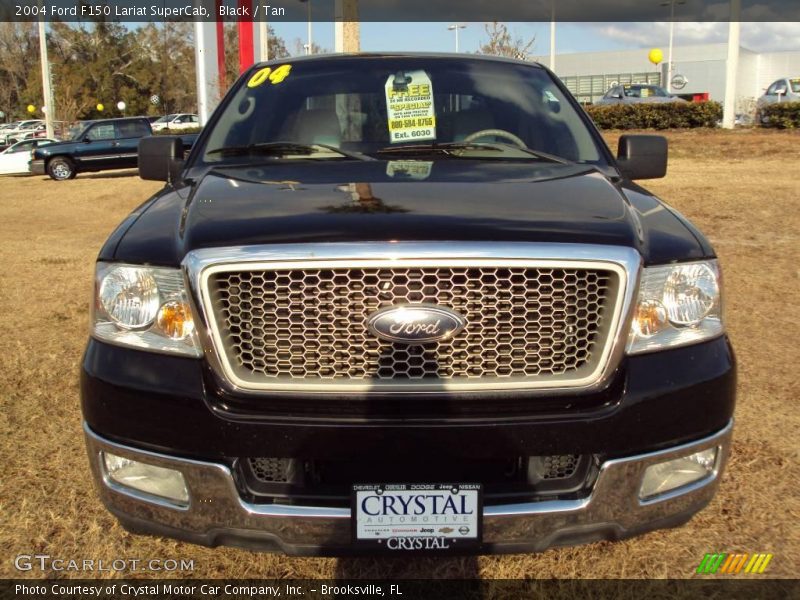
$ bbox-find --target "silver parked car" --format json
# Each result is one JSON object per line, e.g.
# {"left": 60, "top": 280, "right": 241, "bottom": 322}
{"left": 2, "top": 119, "right": 45, "bottom": 145}
{"left": 595, "top": 84, "right": 687, "bottom": 106}
{"left": 756, "top": 77, "right": 800, "bottom": 123}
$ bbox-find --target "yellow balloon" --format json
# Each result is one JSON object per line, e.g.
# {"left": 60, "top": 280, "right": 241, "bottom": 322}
{"left": 27, "top": 104, "right": 36, "bottom": 113}
{"left": 96, "top": 103, "right": 104, "bottom": 112}
{"left": 648, "top": 48, "right": 664, "bottom": 65}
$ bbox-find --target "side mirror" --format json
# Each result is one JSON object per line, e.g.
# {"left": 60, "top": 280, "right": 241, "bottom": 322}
{"left": 616, "top": 134, "right": 668, "bottom": 180}
{"left": 138, "top": 135, "right": 183, "bottom": 182}
{"left": 82, "top": 137, "right": 92, "bottom": 143}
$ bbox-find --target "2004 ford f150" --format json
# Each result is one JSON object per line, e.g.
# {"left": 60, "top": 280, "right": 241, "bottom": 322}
{"left": 81, "top": 53, "right": 735, "bottom": 555}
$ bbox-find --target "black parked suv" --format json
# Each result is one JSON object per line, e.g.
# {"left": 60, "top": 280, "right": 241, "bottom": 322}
{"left": 31, "top": 117, "right": 151, "bottom": 180}
{"left": 82, "top": 54, "right": 735, "bottom": 555}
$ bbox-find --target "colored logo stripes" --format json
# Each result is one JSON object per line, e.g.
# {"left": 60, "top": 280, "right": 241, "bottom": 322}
{"left": 697, "top": 553, "right": 773, "bottom": 574}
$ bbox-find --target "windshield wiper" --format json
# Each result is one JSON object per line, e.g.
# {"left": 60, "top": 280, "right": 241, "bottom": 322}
{"left": 206, "top": 141, "right": 373, "bottom": 161}
{"left": 375, "top": 142, "right": 502, "bottom": 155}
{"left": 375, "top": 141, "right": 571, "bottom": 164}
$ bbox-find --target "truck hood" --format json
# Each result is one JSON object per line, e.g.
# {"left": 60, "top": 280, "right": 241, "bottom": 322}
{"left": 110, "top": 160, "right": 708, "bottom": 266}
{"left": 32, "top": 139, "right": 79, "bottom": 156}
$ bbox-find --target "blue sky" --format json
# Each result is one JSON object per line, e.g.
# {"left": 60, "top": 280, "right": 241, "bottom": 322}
{"left": 269, "top": 21, "right": 800, "bottom": 55}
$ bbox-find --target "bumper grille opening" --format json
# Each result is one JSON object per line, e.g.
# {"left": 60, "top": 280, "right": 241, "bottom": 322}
{"left": 205, "top": 264, "right": 620, "bottom": 391}
{"left": 248, "top": 457, "right": 295, "bottom": 483}
{"left": 239, "top": 455, "right": 595, "bottom": 507}
{"left": 540, "top": 454, "right": 581, "bottom": 480}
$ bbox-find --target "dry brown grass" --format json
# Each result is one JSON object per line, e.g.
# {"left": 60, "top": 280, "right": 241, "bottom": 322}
{"left": 1, "top": 130, "right": 798, "bottom": 580}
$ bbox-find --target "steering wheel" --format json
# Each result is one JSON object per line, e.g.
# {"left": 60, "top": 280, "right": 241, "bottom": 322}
{"left": 463, "top": 129, "right": 527, "bottom": 148}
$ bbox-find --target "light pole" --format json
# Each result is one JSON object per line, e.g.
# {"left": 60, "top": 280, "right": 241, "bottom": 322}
{"left": 448, "top": 24, "right": 466, "bottom": 53}
{"left": 38, "top": 19, "right": 55, "bottom": 139}
{"left": 722, "top": 0, "right": 741, "bottom": 129}
{"left": 661, "top": 0, "right": 686, "bottom": 93}
{"left": 298, "top": 0, "right": 313, "bottom": 54}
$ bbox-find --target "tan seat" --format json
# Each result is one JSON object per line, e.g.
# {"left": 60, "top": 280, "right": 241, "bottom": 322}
{"left": 286, "top": 109, "right": 342, "bottom": 146}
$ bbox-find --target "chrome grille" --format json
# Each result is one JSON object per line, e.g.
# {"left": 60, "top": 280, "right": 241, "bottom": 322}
{"left": 204, "top": 262, "right": 622, "bottom": 391}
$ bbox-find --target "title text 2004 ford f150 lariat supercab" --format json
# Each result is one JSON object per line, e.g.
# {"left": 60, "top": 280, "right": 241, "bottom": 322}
{"left": 82, "top": 54, "right": 735, "bottom": 555}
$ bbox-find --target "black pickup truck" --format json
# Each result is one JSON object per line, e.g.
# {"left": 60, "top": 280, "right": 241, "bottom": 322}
{"left": 81, "top": 54, "right": 735, "bottom": 555}
{"left": 31, "top": 116, "right": 197, "bottom": 180}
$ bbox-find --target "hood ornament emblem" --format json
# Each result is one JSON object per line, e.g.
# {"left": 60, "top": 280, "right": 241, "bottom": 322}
{"left": 366, "top": 304, "right": 467, "bottom": 344}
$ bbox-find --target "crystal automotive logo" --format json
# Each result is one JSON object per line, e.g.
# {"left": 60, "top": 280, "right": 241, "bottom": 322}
{"left": 696, "top": 553, "right": 773, "bottom": 575}
{"left": 366, "top": 304, "right": 466, "bottom": 344}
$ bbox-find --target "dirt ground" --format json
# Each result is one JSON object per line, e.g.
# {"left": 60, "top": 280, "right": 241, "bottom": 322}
{"left": 0, "top": 129, "right": 798, "bottom": 580}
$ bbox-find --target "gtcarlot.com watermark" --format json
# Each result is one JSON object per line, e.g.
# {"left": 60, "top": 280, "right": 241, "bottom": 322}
{"left": 14, "top": 554, "right": 194, "bottom": 573}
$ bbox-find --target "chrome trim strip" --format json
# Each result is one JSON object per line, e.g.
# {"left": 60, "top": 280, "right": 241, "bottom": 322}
{"left": 84, "top": 420, "right": 733, "bottom": 550}
{"left": 183, "top": 242, "right": 642, "bottom": 394}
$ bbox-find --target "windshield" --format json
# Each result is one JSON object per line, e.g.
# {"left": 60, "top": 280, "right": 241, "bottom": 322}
{"left": 623, "top": 85, "right": 669, "bottom": 98}
{"left": 199, "top": 57, "right": 606, "bottom": 166}
{"left": 791, "top": 78, "right": 800, "bottom": 93}
{"left": 69, "top": 121, "right": 92, "bottom": 140}
{"left": 155, "top": 114, "right": 178, "bottom": 123}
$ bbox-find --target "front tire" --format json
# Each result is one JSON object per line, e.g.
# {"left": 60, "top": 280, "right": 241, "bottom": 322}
{"left": 47, "top": 157, "right": 76, "bottom": 181}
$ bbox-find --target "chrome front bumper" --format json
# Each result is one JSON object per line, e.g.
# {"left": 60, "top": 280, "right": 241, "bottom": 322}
{"left": 85, "top": 421, "right": 732, "bottom": 555}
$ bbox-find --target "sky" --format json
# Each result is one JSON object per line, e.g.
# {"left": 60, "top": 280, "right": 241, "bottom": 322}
{"left": 269, "top": 21, "right": 800, "bottom": 56}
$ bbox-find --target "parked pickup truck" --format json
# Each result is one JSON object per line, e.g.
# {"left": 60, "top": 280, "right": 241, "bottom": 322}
{"left": 31, "top": 116, "right": 197, "bottom": 180}
{"left": 82, "top": 53, "right": 735, "bottom": 555}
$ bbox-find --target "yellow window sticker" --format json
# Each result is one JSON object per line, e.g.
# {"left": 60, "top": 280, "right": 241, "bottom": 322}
{"left": 385, "top": 70, "right": 436, "bottom": 143}
{"left": 247, "top": 64, "right": 293, "bottom": 88}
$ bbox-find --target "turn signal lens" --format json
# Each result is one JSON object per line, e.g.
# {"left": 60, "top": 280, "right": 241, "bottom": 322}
{"left": 632, "top": 300, "right": 667, "bottom": 338}
{"left": 157, "top": 301, "right": 194, "bottom": 339}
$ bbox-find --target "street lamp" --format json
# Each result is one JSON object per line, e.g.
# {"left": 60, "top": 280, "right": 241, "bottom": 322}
{"left": 448, "top": 24, "right": 466, "bottom": 53}
{"left": 661, "top": 0, "right": 687, "bottom": 93}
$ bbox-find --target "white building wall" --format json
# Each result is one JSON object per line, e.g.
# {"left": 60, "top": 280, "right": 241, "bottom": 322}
{"left": 538, "top": 43, "right": 798, "bottom": 108}
{"left": 756, "top": 51, "right": 800, "bottom": 93}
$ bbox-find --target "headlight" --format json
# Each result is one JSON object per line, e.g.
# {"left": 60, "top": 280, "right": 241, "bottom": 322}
{"left": 98, "top": 266, "right": 160, "bottom": 329}
{"left": 627, "top": 260, "right": 723, "bottom": 354}
{"left": 93, "top": 263, "right": 202, "bottom": 357}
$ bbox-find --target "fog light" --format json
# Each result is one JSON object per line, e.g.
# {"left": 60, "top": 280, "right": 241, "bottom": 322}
{"left": 639, "top": 447, "right": 718, "bottom": 500}
{"left": 103, "top": 452, "right": 189, "bottom": 505}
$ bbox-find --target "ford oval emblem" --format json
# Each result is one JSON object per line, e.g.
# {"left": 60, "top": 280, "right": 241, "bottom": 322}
{"left": 366, "top": 304, "right": 467, "bottom": 344}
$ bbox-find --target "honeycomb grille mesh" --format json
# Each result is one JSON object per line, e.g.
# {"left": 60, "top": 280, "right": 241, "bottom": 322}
{"left": 206, "top": 265, "right": 617, "bottom": 387}
{"left": 248, "top": 457, "right": 292, "bottom": 483}
{"left": 542, "top": 454, "right": 580, "bottom": 479}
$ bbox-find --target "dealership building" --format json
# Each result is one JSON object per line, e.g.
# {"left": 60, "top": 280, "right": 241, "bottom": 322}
{"left": 535, "top": 43, "right": 800, "bottom": 108}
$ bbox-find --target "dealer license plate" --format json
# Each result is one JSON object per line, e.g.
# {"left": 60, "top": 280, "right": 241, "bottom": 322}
{"left": 352, "top": 483, "right": 482, "bottom": 550}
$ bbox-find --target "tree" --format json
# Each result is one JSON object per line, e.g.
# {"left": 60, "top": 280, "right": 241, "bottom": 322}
{"left": 0, "top": 23, "right": 40, "bottom": 120}
{"left": 477, "top": 22, "right": 535, "bottom": 60}
{"left": 0, "top": 21, "right": 290, "bottom": 125}
{"left": 133, "top": 22, "right": 197, "bottom": 116}
{"left": 47, "top": 21, "right": 154, "bottom": 120}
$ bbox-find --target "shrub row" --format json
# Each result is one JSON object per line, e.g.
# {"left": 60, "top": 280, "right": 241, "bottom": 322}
{"left": 585, "top": 101, "right": 722, "bottom": 130}
{"left": 759, "top": 102, "right": 800, "bottom": 129}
